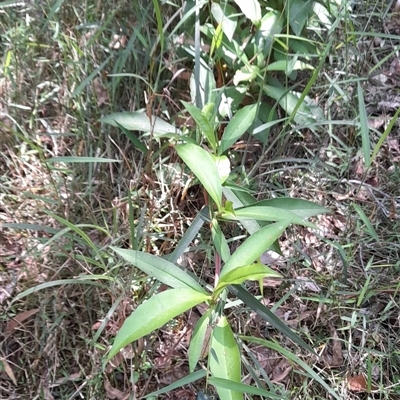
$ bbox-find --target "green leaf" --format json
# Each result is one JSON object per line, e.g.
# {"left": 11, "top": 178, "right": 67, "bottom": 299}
{"left": 229, "top": 285, "right": 315, "bottom": 354}
{"left": 113, "top": 119, "right": 148, "bottom": 154}
{"left": 219, "top": 104, "right": 258, "bottom": 154}
{"left": 100, "top": 111, "right": 181, "bottom": 137}
{"left": 107, "top": 289, "right": 210, "bottom": 360}
{"left": 189, "top": 309, "right": 211, "bottom": 372}
{"left": 211, "top": 219, "right": 230, "bottom": 263}
{"left": 253, "top": 10, "right": 283, "bottom": 62}
{"left": 288, "top": 0, "right": 314, "bottom": 36}
{"left": 210, "top": 22, "right": 224, "bottom": 58}
{"left": 358, "top": 81, "right": 370, "bottom": 168}
{"left": 353, "top": 204, "right": 379, "bottom": 241}
{"left": 209, "top": 378, "right": 283, "bottom": 399}
{"left": 211, "top": 2, "right": 237, "bottom": 41}
{"left": 176, "top": 143, "right": 223, "bottom": 211}
{"left": 248, "top": 198, "right": 328, "bottom": 218}
{"left": 223, "top": 188, "right": 260, "bottom": 235}
{"left": 14, "top": 278, "right": 108, "bottom": 301}
{"left": 234, "top": 0, "right": 261, "bottom": 23}
{"left": 258, "top": 10, "right": 283, "bottom": 37}
{"left": 142, "top": 369, "right": 207, "bottom": 398}
{"left": 210, "top": 317, "right": 242, "bottom": 400}
{"left": 46, "top": 157, "right": 121, "bottom": 163}
{"left": 371, "top": 106, "right": 400, "bottom": 163}
{"left": 233, "top": 65, "right": 259, "bottom": 86}
{"left": 220, "top": 220, "right": 290, "bottom": 278}
{"left": 239, "top": 336, "right": 341, "bottom": 400}
{"left": 182, "top": 101, "right": 216, "bottom": 150}
{"left": 223, "top": 206, "right": 317, "bottom": 228}
{"left": 111, "top": 248, "right": 208, "bottom": 294}
{"left": 213, "top": 155, "right": 231, "bottom": 183}
{"left": 222, "top": 188, "right": 283, "bottom": 255}
{"left": 214, "top": 263, "right": 281, "bottom": 298}
{"left": 166, "top": 207, "right": 209, "bottom": 264}
{"left": 190, "top": 63, "right": 217, "bottom": 108}
{"left": 264, "top": 85, "right": 324, "bottom": 125}
{"left": 202, "top": 102, "right": 215, "bottom": 122}
{"left": 218, "top": 86, "right": 246, "bottom": 118}
{"left": 267, "top": 59, "right": 314, "bottom": 73}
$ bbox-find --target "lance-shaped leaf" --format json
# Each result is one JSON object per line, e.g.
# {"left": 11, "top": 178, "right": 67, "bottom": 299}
{"left": 265, "top": 85, "right": 324, "bottom": 125}
{"left": 107, "top": 289, "right": 210, "bottom": 360}
{"left": 211, "top": 219, "right": 230, "bottom": 263}
{"left": 219, "top": 104, "right": 258, "bottom": 155}
{"left": 246, "top": 198, "right": 328, "bottom": 218}
{"left": 220, "top": 220, "right": 290, "bottom": 278}
{"left": 214, "top": 263, "right": 281, "bottom": 299}
{"left": 229, "top": 285, "right": 315, "bottom": 354}
{"left": 234, "top": 0, "right": 261, "bottom": 23}
{"left": 223, "top": 206, "right": 317, "bottom": 229}
{"left": 209, "top": 317, "right": 242, "bottom": 400}
{"left": 209, "top": 378, "right": 283, "bottom": 399}
{"left": 111, "top": 247, "right": 207, "bottom": 294}
{"left": 176, "top": 143, "right": 223, "bottom": 211}
{"left": 182, "top": 101, "right": 217, "bottom": 151}
{"left": 100, "top": 112, "right": 181, "bottom": 137}
{"left": 188, "top": 309, "right": 212, "bottom": 372}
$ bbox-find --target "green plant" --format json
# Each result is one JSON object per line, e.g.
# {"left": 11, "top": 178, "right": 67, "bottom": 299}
{"left": 102, "top": 67, "right": 334, "bottom": 400}
{"left": 98, "top": 1, "right": 344, "bottom": 398}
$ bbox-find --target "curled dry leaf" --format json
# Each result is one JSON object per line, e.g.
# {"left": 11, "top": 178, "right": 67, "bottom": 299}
{"left": 104, "top": 379, "right": 131, "bottom": 400}
{"left": 261, "top": 250, "right": 285, "bottom": 266}
{"left": 347, "top": 374, "right": 367, "bottom": 392}
{"left": 347, "top": 374, "right": 378, "bottom": 392}
{"left": 5, "top": 308, "right": 40, "bottom": 334}
{"left": 322, "top": 326, "right": 343, "bottom": 368}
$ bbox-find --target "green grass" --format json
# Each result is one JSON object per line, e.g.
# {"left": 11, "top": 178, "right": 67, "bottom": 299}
{"left": 1, "top": 0, "right": 400, "bottom": 399}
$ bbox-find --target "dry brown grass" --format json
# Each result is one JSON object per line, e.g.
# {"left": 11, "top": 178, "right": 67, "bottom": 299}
{"left": 1, "top": 0, "right": 400, "bottom": 399}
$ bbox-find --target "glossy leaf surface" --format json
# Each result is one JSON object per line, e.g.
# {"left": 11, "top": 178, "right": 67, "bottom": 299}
{"left": 108, "top": 289, "right": 210, "bottom": 360}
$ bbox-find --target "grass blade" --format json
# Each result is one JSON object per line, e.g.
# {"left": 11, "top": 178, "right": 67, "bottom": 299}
{"left": 209, "top": 377, "right": 283, "bottom": 399}
{"left": 358, "top": 81, "right": 370, "bottom": 168}
{"left": 228, "top": 285, "right": 315, "bottom": 354}
{"left": 239, "top": 336, "right": 340, "bottom": 400}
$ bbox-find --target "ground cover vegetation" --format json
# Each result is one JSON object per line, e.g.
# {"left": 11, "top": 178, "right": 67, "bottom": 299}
{"left": 1, "top": 0, "right": 400, "bottom": 399}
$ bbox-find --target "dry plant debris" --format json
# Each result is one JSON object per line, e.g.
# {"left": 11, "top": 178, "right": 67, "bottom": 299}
{"left": 1, "top": 0, "right": 400, "bottom": 399}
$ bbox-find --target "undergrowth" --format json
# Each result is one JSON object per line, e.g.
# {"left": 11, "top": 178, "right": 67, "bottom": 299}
{"left": 1, "top": 0, "right": 400, "bottom": 399}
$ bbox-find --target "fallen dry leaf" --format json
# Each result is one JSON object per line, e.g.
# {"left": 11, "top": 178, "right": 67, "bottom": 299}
{"left": 1, "top": 357, "right": 17, "bottom": 385}
{"left": 108, "top": 34, "right": 127, "bottom": 50}
{"left": 41, "top": 386, "right": 55, "bottom": 400}
{"left": 367, "top": 117, "right": 387, "bottom": 130}
{"left": 322, "top": 326, "right": 343, "bottom": 368}
{"left": 5, "top": 308, "right": 40, "bottom": 334}
{"left": 106, "top": 352, "right": 125, "bottom": 374}
{"left": 104, "top": 379, "right": 130, "bottom": 400}
{"left": 331, "top": 327, "right": 343, "bottom": 367}
{"left": 92, "top": 77, "right": 109, "bottom": 106}
{"left": 347, "top": 374, "right": 367, "bottom": 392}
{"left": 365, "top": 177, "right": 378, "bottom": 187}
{"left": 251, "top": 345, "right": 292, "bottom": 383}
{"left": 389, "top": 57, "right": 400, "bottom": 76}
